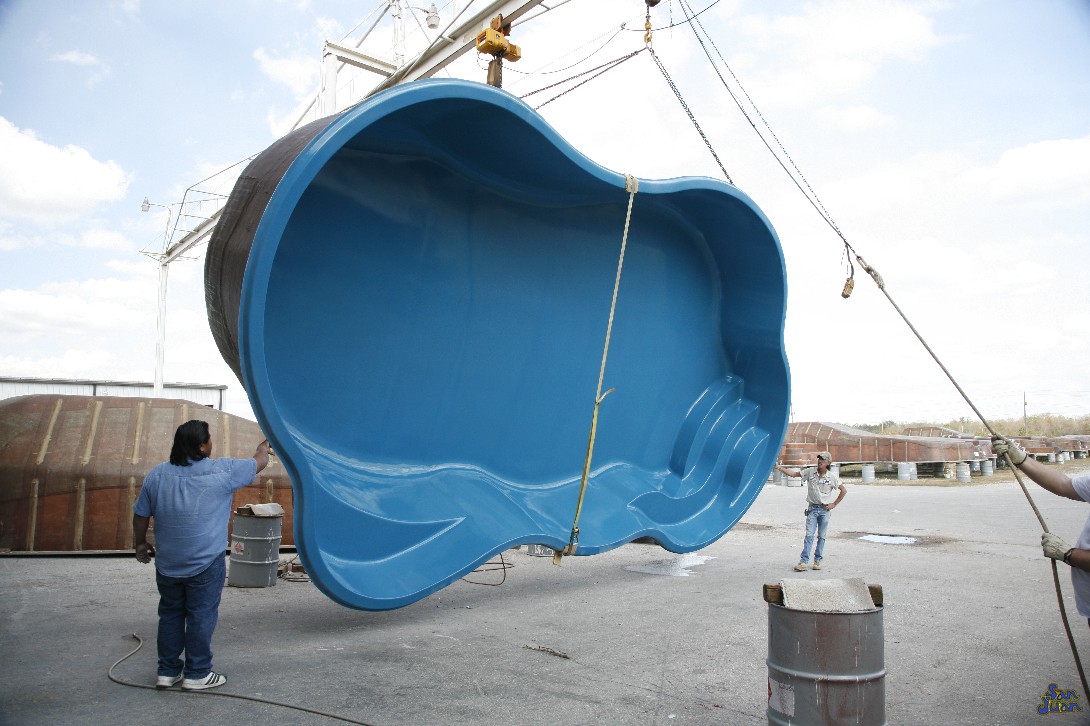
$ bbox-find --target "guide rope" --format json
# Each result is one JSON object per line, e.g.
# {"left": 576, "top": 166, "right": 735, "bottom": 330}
{"left": 553, "top": 174, "right": 639, "bottom": 566}
{"left": 857, "top": 256, "right": 1088, "bottom": 694}
{"left": 662, "top": 0, "right": 1088, "bottom": 694}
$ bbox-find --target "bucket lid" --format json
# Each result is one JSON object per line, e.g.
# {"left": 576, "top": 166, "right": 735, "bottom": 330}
{"left": 235, "top": 503, "right": 285, "bottom": 517}
{"left": 778, "top": 577, "right": 878, "bottom": 612}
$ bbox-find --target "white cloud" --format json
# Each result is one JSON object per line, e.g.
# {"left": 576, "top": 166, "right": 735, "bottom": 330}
{"left": 0, "top": 349, "right": 123, "bottom": 379}
{"left": 988, "top": 135, "right": 1090, "bottom": 207}
{"left": 253, "top": 48, "right": 317, "bottom": 95}
{"left": 51, "top": 50, "right": 110, "bottom": 87}
{"left": 0, "top": 219, "right": 35, "bottom": 251}
{"left": 51, "top": 50, "right": 103, "bottom": 67}
{"left": 0, "top": 117, "right": 131, "bottom": 224}
{"left": 267, "top": 94, "right": 320, "bottom": 139}
{"left": 0, "top": 227, "right": 132, "bottom": 252}
{"left": 745, "top": 0, "right": 941, "bottom": 63}
{"left": 0, "top": 246, "right": 241, "bottom": 400}
{"left": 0, "top": 267, "right": 159, "bottom": 382}
{"left": 62, "top": 228, "right": 132, "bottom": 250}
{"left": 0, "top": 284, "right": 145, "bottom": 336}
{"left": 813, "top": 104, "right": 892, "bottom": 131}
{"left": 737, "top": 0, "right": 942, "bottom": 106}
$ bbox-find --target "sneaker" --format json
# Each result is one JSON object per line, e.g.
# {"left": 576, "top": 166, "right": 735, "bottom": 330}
{"left": 812, "top": 561, "right": 822, "bottom": 570}
{"left": 156, "top": 673, "right": 183, "bottom": 689}
{"left": 793, "top": 561, "right": 809, "bottom": 572}
{"left": 181, "top": 672, "right": 227, "bottom": 691}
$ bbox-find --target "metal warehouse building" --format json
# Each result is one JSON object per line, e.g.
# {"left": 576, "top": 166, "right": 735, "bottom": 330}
{"left": 0, "top": 376, "right": 227, "bottom": 410}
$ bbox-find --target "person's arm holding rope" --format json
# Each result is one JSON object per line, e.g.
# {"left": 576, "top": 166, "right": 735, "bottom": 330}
{"left": 254, "top": 439, "right": 271, "bottom": 474}
{"left": 994, "top": 438, "right": 1078, "bottom": 499}
{"left": 1046, "top": 534, "right": 1090, "bottom": 573}
{"left": 774, "top": 464, "right": 801, "bottom": 478}
{"left": 994, "top": 437, "right": 1090, "bottom": 571}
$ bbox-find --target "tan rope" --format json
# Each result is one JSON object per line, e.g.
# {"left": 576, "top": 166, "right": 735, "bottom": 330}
{"left": 856, "top": 254, "right": 1088, "bottom": 695}
{"left": 553, "top": 174, "right": 639, "bottom": 566}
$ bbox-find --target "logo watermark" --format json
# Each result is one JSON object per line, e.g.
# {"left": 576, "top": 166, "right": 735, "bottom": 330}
{"left": 1037, "top": 684, "right": 1081, "bottom": 715}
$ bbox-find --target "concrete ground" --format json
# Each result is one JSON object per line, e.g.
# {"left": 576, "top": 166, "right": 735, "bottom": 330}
{"left": 4, "top": 463, "right": 1090, "bottom": 726}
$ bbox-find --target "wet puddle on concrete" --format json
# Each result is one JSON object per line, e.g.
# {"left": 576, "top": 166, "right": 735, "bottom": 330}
{"left": 625, "top": 553, "right": 715, "bottom": 576}
{"left": 859, "top": 534, "right": 917, "bottom": 545}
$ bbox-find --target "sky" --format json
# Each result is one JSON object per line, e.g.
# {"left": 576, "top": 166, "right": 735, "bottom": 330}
{"left": 0, "top": 0, "right": 1088, "bottom": 428}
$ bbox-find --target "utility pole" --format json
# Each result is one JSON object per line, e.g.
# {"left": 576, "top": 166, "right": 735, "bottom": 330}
{"left": 1023, "top": 392, "right": 1028, "bottom": 436}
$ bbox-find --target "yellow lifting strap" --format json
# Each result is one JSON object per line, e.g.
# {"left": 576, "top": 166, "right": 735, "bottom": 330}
{"left": 553, "top": 174, "right": 639, "bottom": 567}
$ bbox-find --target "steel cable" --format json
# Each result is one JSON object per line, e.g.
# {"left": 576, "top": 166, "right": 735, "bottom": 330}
{"left": 647, "top": 47, "right": 733, "bottom": 185}
{"left": 525, "top": 48, "right": 645, "bottom": 109}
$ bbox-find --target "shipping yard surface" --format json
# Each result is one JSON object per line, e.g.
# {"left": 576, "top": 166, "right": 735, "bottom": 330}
{"left": 4, "top": 463, "right": 1090, "bottom": 725}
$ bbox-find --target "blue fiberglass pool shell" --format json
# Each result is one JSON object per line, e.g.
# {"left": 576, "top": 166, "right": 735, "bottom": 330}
{"left": 235, "top": 79, "right": 791, "bottom": 610}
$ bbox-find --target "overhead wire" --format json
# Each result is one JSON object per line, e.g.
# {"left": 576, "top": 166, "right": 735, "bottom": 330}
{"left": 624, "top": 0, "right": 723, "bottom": 34}
{"left": 678, "top": 0, "right": 852, "bottom": 276}
{"left": 506, "top": 25, "right": 627, "bottom": 78}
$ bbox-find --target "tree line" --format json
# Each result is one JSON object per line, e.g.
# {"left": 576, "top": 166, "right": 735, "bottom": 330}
{"left": 850, "top": 414, "right": 1090, "bottom": 438}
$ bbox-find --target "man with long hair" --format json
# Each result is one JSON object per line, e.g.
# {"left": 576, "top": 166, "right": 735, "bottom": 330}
{"left": 132, "top": 419, "right": 270, "bottom": 690}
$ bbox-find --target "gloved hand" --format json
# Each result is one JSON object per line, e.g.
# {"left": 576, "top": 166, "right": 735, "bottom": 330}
{"left": 1043, "top": 532, "right": 1072, "bottom": 561}
{"left": 992, "top": 436, "right": 1027, "bottom": 465}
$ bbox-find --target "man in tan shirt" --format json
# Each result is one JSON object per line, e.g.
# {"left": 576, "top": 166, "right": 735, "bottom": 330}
{"left": 775, "top": 451, "right": 847, "bottom": 571}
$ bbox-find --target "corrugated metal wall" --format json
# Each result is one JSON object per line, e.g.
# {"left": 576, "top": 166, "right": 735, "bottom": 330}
{"left": 0, "top": 377, "right": 226, "bottom": 410}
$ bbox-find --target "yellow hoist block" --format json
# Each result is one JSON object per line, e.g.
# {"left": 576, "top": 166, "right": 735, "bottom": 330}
{"left": 475, "top": 27, "right": 521, "bottom": 62}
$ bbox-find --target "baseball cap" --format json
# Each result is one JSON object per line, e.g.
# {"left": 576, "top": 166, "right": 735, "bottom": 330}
{"left": 817, "top": 451, "right": 832, "bottom": 461}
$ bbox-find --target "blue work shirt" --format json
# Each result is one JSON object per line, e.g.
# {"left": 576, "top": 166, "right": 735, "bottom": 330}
{"left": 133, "top": 456, "right": 258, "bottom": 577}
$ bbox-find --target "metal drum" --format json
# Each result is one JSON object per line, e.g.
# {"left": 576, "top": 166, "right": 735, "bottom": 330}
{"left": 956, "top": 462, "right": 971, "bottom": 483}
{"left": 767, "top": 602, "right": 886, "bottom": 725}
{"left": 228, "top": 512, "right": 282, "bottom": 587}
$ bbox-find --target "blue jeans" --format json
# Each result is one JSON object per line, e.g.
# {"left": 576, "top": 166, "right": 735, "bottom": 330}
{"left": 800, "top": 504, "right": 831, "bottom": 564}
{"left": 155, "top": 556, "right": 226, "bottom": 679}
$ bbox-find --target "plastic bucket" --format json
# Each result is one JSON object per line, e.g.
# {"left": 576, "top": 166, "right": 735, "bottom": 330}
{"left": 767, "top": 602, "right": 886, "bottom": 725}
{"left": 228, "top": 513, "right": 282, "bottom": 587}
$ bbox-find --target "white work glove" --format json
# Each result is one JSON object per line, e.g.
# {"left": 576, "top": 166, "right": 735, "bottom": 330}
{"left": 992, "top": 436, "right": 1027, "bottom": 465}
{"left": 1043, "top": 532, "right": 1072, "bottom": 562}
